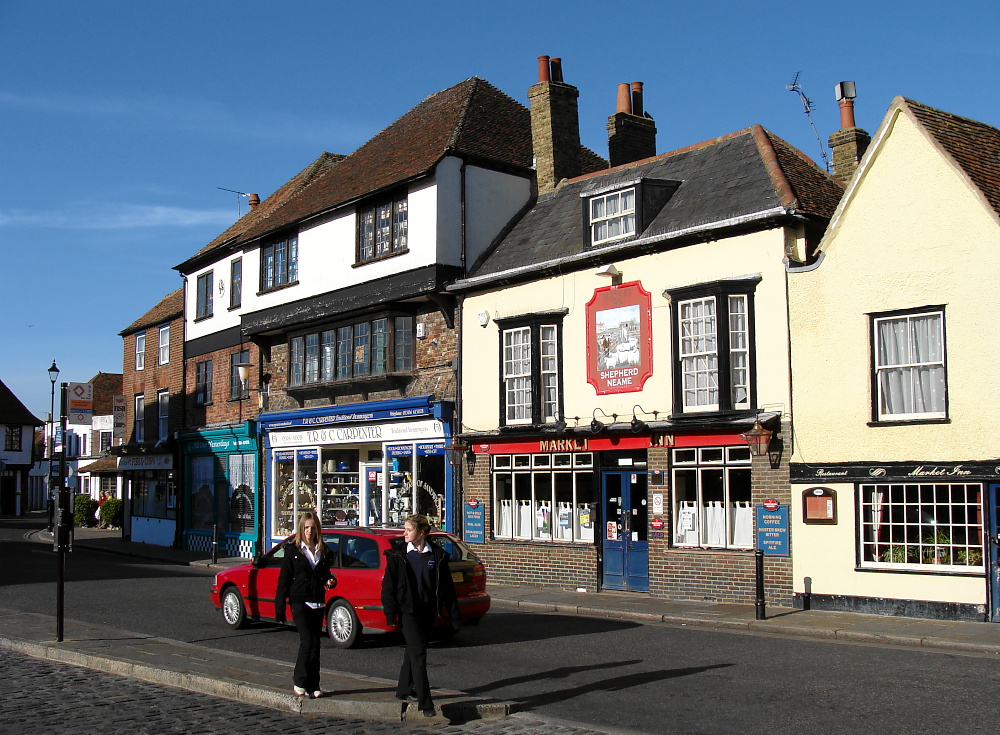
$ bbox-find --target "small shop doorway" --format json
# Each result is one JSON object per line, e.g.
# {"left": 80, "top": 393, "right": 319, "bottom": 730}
{"left": 601, "top": 470, "right": 649, "bottom": 592}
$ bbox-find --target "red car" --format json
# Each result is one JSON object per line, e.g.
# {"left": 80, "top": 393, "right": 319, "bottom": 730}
{"left": 210, "top": 527, "right": 490, "bottom": 648}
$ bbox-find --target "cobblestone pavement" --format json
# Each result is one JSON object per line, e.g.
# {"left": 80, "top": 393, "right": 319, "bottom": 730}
{"left": 0, "top": 649, "right": 618, "bottom": 735}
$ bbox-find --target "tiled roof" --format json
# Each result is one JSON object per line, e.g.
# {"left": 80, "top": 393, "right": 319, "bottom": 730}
{"left": 120, "top": 288, "right": 183, "bottom": 336}
{"left": 185, "top": 152, "right": 344, "bottom": 264}
{"left": 904, "top": 98, "right": 1000, "bottom": 219}
{"left": 182, "top": 77, "right": 541, "bottom": 267}
{"left": 0, "top": 378, "right": 42, "bottom": 425}
{"left": 465, "top": 125, "right": 842, "bottom": 282}
{"left": 78, "top": 455, "right": 118, "bottom": 473}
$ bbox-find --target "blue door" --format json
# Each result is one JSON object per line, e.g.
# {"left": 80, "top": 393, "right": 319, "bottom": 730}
{"left": 989, "top": 484, "right": 1000, "bottom": 622}
{"left": 602, "top": 471, "right": 649, "bottom": 592}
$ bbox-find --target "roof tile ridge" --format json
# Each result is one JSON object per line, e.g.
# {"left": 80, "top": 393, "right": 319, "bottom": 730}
{"left": 563, "top": 128, "right": 757, "bottom": 186}
{"left": 750, "top": 125, "right": 798, "bottom": 211}
{"left": 446, "top": 77, "right": 481, "bottom": 152}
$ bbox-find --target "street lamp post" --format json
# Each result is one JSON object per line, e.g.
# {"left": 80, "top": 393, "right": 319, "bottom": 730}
{"left": 46, "top": 360, "right": 59, "bottom": 531}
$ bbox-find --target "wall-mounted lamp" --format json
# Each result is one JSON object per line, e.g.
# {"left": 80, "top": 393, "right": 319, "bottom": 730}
{"left": 740, "top": 417, "right": 773, "bottom": 457}
{"left": 595, "top": 264, "right": 622, "bottom": 285}
{"left": 445, "top": 441, "right": 470, "bottom": 467}
{"left": 590, "top": 408, "right": 617, "bottom": 434}
{"left": 235, "top": 361, "right": 270, "bottom": 394}
{"left": 630, "top": 405, "right": 659, "bottom": 433}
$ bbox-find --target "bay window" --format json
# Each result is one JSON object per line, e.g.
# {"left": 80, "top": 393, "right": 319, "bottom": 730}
{"left": 669, "top": 278, "right": 757, "bottom": 415}
{"left": 289, "top": 316, "right": 413, "bottom": 387}
{"left": 873, "top": 309, "right": 946, "bottom": 421}
{"left": 499, "top": 316, "right": 562, "bottom": 426}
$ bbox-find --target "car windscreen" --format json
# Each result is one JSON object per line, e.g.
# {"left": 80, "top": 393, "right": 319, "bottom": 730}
{"left": 389, "top": 533, "right": 480, "bottom": 564}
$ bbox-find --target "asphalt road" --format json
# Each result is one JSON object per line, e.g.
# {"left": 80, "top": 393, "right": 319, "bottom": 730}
{"left": 5, "top": 517, "right": 1000, "bottom": 735}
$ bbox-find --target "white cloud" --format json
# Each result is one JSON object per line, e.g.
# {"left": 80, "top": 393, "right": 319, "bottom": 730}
{"left": 0, "top": 204, "right": 235, "bottom": 229}
{"left": 0, "top": 90, "right": 370, "bottom": 148}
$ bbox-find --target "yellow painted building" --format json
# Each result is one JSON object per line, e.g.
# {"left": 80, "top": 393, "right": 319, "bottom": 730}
{"left": 788, "top": 97, "right": 1000, "bottom": 620}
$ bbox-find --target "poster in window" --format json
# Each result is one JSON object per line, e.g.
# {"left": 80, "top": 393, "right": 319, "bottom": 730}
{"left": 586, "top": 281, "right": 653, "bottom": 394}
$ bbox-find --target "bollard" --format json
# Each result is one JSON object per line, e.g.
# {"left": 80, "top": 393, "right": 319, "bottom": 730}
{"left": 755, "top": 548, "right": 766, "bottom": 620}
{"left": 212, "top": 524, "right": 219, "bottom": 564}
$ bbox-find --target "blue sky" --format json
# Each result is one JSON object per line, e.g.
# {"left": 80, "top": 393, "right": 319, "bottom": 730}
{"left": 2, "top": 0, "right": 998, "bottom": 420}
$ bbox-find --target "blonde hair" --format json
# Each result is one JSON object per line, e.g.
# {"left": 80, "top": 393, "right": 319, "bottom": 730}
{"left": 405, "top": 514, "right": 431, "bottom": 536}
{"left": 294, "top": 510, "right": 326, "bottom": 553}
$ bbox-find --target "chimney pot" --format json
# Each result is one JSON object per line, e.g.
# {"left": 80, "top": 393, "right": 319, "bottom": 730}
{"left": 550, "top": 57, "right": 563, "bottom": 83}
{"left": 630, "top": 82, "right": 644, "bottom": 117}
{"left": 838, "top": 97, "right": 856, "bottom": 130}
{"left": 248, "top": 193, "right": 260, "bottom": 210}
{"left": 616, "top": 83, "right": 632, "bottom": 114}
{"left": 537, "top": 55, "right": 551, "bottom": 83}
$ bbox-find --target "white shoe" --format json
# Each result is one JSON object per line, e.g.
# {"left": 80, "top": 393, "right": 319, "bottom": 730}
{"left": 293, "top": 686, "right": 307, "bottom": 696}
{"left": 310, "top": 690, "right": 323, "bottom": 699}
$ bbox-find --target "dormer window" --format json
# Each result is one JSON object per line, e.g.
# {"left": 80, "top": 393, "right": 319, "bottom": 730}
{"left": 357, "top": 192, "right": 408, "bottom": 264}
{"left": 589, "top": 188, "right": 636, "bottom": 245}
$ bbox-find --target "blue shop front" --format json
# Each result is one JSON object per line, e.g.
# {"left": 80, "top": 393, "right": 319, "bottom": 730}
{"left": 180, "top": 422, "right": 260, "bottom": 558}
{"left": 258, "top": 397, "right": 456, "bottom": 548}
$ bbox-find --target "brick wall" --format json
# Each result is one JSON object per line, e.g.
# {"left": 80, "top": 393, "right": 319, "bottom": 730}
{"left": 459, "top": 427, "right": 794, "bottom": 605}
{"left": 122, "top": 314, "right": 185, "bottom": 443}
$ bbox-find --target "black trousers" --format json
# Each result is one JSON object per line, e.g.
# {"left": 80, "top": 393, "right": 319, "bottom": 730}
{"left": 291, "top": 602, "right": 325, "bottom": 691}
{"left": 396, "top": 609, "right": 435, "bottom": 710}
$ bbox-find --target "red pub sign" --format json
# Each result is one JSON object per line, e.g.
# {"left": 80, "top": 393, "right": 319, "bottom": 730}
{"left": 586, "top": 281, "right": 653, "bottom": 395}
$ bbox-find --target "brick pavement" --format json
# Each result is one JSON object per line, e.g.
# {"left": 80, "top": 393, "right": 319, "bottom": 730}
{"left": 1, "top": 649, "right": 612, "bottom": 735}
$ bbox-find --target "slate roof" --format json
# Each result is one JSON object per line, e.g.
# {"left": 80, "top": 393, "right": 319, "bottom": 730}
{"left": 0, "top": 378, "right": 42, "bottom": 425}
{"left": 461, "top": 125, "right": 842, "bottom": 285}
{"left": 903, "top": 97, "right": 1000, "bottom": 219}
{"left": 120, "top": 288, "right": 183, "bottom": 336}
{"left": 178, "top": 77, "right": 596, "bottom": 271}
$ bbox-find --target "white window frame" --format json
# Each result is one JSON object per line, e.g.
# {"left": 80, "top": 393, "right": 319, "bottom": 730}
{"left": 859, "top": 482, "right": 984, "bottom": 571}
{"left": 157, "top": 389, "right": 169, "bottom": 441}
{"left": 873, "top": 310, "right": 946, "bottom": 421}
{"left": 503, "top": 327, "right": 532, "bottom": 425}
{"left": 500, "top": 320, "right": 562, "bottom": 427}
{"left": 158, "top": 324, "right": 170, "bottom": 365}
{"left": 492, "top": 453, "right": 595, "bottom": 542}
{"left": 134, "top": 395, "right": 145, "bottom": 443}
{"left": 135, "top": 332, "right": 145, "bottom": 371}
{"left": 679, "top": 297, "right": 719, "bottom": 412}
{"left": 589, "top": 188, "right": 636, "bottom": 246}
{"left": 671, "top": 446, "right": 753, "bottom": 549}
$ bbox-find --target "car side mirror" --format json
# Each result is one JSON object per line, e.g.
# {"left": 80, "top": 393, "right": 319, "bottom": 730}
{"left": 251, "top": 555, "right": 264, "bottom": 568}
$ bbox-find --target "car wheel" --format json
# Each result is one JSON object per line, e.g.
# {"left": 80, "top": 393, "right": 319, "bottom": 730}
{"left": 327, "top": 599, "right": 360, "bottom": 648}
{"left": 221, "top": 587, "right": 247, "bottom": 629}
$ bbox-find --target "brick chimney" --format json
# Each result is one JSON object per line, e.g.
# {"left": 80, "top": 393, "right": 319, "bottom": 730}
{"left": 828, "top": 81, "right": 871, "bottom": 183}
{"left": 529, "top": 55, "right": 581, "bottom": 195}
{"left": 607, "top": 81, "right": 657, "bottom": 167}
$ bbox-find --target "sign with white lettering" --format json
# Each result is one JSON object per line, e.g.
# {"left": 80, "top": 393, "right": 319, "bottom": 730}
{"left": 755, "top": 505, "right": 789, "bottom": 556}
{"left": 113, "top": 396, "right": 126, "bottom": 438}
{"left": 269, "top": 419, "right": 444, "bottom": 448}
{"left": 68, "top": 382, "right": 93, "bottom": 425}
{"left": 586, "top": 281, "right": 653, "bottom": 395}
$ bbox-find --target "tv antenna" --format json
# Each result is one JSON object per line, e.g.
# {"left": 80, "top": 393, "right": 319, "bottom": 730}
{"left": 786, "top": 72, "right": 830, "bottom": 172}
{"left": 218, "top": 187, "right": 250, "bottom": 218}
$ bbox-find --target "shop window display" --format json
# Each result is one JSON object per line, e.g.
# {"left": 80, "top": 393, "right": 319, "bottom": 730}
{"left": 493, "top": 453, "right": 595, "bottom": 542}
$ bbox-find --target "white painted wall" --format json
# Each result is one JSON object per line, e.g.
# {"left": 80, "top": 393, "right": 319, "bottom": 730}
{"left": 788, "top": 103, "right": 1000, "bottom": 607}
{"left": 460, "top": 228, "right": 792, "bottom": 432}
{"left": 186, "top": 157, "right": 532, "bottom": 342}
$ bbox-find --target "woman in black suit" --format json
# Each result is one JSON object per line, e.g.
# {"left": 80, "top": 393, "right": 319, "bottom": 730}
{"left": 275, "top": 510, "right": 337, "bottom": 698}
{"left": 381, "top": 514, "right": 461, "bottom": 717}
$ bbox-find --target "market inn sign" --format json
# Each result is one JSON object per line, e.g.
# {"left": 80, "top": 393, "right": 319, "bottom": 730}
{"left": 790, "top": 461, "right": 1000, "bottom": 483}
